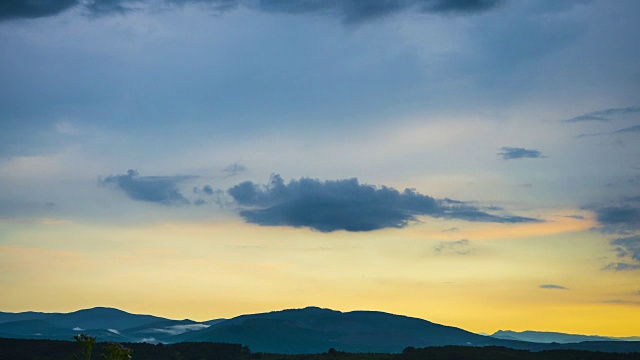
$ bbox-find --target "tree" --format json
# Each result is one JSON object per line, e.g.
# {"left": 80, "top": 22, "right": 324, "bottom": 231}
{"left": 73, "top": 334, "right": 96, "bottom": 360}
{"left": 101, "top": 343, "right": 133, "bottom": 360}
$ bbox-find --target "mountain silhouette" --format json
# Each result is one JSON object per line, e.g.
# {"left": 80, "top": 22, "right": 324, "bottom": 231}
{"left": 42, "top": 307, "right": 167, "bottom": 330}
{"left": 1, "top": 306, "right": 639, "bottom": 354}
{"left": 491, "top": 330, "right": 636, "bottom": 343}
{"left": 172, "top": 306, "right": 517, "bottom": 353}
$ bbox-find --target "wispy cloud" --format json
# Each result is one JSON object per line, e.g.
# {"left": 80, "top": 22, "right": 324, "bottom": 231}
{"left": 539, "top": 284, "right": 568, "bottom": 290}
{"left": 434, "top": 239, "right": 471, "bottom": 255}
{"left": 563, "top": 106, "right": 640, "bottom": 123}
{"left": 99, "top": 170, "right": 194, "bottom": 206}
{"left": 498, "top": 147, "right": 545, "bottom": 160}
{"left": 0, "top": 0, "right": 504, "bottom": 22}
{"left": 611, "top": 235, "right": 640, "bottom": 262}
{"left": 148, "top": 324, "right": 210, "bottom": 336}
{"left": 227, "top": 174, "right": 539, "bottom": 232}
{"left": 578, "top": 124, "right": 640, "bottom": 138}
{"left": 222, "top": 163, "right": 247, "bottom": 179}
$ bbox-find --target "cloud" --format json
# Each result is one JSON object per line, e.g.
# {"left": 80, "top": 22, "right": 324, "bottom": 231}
{"left": 99, "top": 169, "right": 193, "bottom": 206}
{"left": 578, "top": 124, "right": 640, "bottom": 138}
{"left": 539, "top": 284, "right": 568, "bottom": 290}
{"left": 434, "top": 239, "right": 471, "bottom": 255}
{"left": 148, "top": 324, "right": 210, "bottom": 336}
{"left": 193, "top": 184, "right": 227, "bottom": 207}
{"left": 592, "top": 204, "right": 640, "bottom": 234}
{"left": 498, "top": 147, "right": 545, "bottom": 160}
{"left": 0, "top": 0, "right": 78, "bottom": 21}
{"left": 227, "top": 174, "right": 539, "bottom": 232}
{"left": 222, "top": 163, "right": 247, "bottom": 179}
{"left": 602, "top": 299, "right": 640, "bottom": 305}
{"left": 611, "top": 235, "right": 640, "bottom": 262}
{"left": 614, "top": 125, "right": 640, "bottom": 134}
{"left": 601, "top": 262, "right": 640, "bottom": 272}
{"left": 563, "top": 106, "right": 640, "bottom": 123}
{"left": 256, "top": 0, "right": 504, "bottom": 23}
{"left": 601, "top": 235, "right": 640, "bottom": 271}
{"left": 0, "top": 0, "right": 503, "bottom": 21}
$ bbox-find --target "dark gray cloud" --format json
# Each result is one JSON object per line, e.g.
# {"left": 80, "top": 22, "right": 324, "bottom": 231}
{"left": 592, "top": 204, "right": 640, "bottom": 234}
{"left": 99, "top": 169, "right": 193, "bottom": 205}
{"left": 193, "top": 184, "right": 227, "bottom": 207}
{"left": 434, "top": 239, "right": 471, "bottom": 255}
{"left": 0, "top": 0, "right": 503, "bottom": 21}
{"left": 227, "top": 174, "right": 539, "bottom": 232}
{"left": 611, "top": 235, "right": 640, "bottom": 262}
{"left": 563, "top": 106, "right": 640, "bottom": 123}
{"left": 539, "top": 284, "right": 568, "bottom": 290}
{"left": 601, "top": 263, "right": 640, "bottom": 272}
{"left": 0, "top": 0, "right": 78, "bottom": 20}
{"left": 601, "top": 235, "right": 640, "bottom": 272}
{"left": 498, "top": 147, "right": 545, "bottom": 160}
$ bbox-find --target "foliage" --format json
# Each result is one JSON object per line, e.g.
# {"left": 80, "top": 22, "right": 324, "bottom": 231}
{"left": 0, "top": 337, "right": 639, "bottom": 360}
{"left": 101, "top": 342, "right": 132, "bottom": 360}
{"left": 73, "top": 334, "right": 96, "bottom": 360}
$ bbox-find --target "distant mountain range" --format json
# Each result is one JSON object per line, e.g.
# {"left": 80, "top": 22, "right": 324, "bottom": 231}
{"left": 1, "top": 306, "right": 638, "bottom": 354}
{"left": 491, "top": 330, "right": 640, "bottom": 344}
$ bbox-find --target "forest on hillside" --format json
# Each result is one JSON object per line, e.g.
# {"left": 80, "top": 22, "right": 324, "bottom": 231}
{"left": 1, "top": 337, "right": 640, "bottom": 360}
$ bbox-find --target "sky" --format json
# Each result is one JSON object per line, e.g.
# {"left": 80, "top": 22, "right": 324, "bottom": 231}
{"left": 1, "top": 0, "right": 639, "bottom": 337}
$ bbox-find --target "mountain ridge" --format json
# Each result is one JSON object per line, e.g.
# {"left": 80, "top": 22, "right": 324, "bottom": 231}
{"left": 1, "top": 306, "right": 638, "bottom": 354}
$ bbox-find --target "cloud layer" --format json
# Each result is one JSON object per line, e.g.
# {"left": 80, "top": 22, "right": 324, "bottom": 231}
{"left": 228, "top": 174, "right": 539, "bottom": 232}
{"left": 0, "top": 0, "right": 503, "bottom": 21}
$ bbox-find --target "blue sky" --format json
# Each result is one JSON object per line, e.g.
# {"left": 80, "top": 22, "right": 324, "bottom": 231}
{"left": 1, "top": 0, "right": 639, "bottom": 336}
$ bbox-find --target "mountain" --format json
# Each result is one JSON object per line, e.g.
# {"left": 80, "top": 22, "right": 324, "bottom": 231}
{"left": 43, "top": 307, "right": 167, "bottom": 330}
{"left": 170, "top": 306, "right": 520, "bottom": 353}
{"left": 0, "top": 307, "right": 204, "bottom": 343}
{"left": 122, "top": 319, "right": 212, "bottom": 343}
{"left": 2, "top": 306, "right": 640, "bottom": 354}
{"left": 0, "top": 319, "right": 76, "bottom": 340}
{"left": 0, "top": 311, "right": 59, "bottom": 324}
{"left": 491, "top": 330, "right": 638, "bottom": 344}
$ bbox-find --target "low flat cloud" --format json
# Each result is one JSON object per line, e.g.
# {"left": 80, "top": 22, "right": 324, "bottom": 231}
{"left": 99, "top": 169, "right": 193, "bottom": 206}
{"left": 539, "top": 284, "right": 568, "bottom": 290}
{"left": 227, "top": 174, "right": 539, "bottom": 232}
{"left": 602, "top": 263, "right": 640, "bottom": 272}
{"left": 434, "top": 239, "right": 471, "bottom": 255}
{"left": 498, "top": 147, "right": 545, "bottom": 160}
{"left": 0, "top": 0, "right": 504, "bottom": 21}
{"left": 563, "top": 106, "right": 640, "bottom": 123}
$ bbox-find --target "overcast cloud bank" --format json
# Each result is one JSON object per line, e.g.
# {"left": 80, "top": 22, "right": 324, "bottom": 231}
{"left": 0, "top": 0, "right": 503, "bottom": 22}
